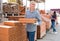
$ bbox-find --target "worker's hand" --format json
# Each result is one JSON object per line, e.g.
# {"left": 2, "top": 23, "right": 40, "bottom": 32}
{"left": 34, "top": 22, "right": 39, "bottom": 25}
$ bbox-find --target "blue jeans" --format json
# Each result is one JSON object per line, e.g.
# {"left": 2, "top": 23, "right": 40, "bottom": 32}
{"left": 27, "top": 31, "right": 35, "bottom": 41}
{"left": 51, "top": 21, "right": 56, "bottom": 32}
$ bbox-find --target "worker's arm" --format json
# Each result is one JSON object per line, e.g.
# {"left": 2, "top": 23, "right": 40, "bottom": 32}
{"left": 35, "top": 10, "right": 42, "bottom": 25}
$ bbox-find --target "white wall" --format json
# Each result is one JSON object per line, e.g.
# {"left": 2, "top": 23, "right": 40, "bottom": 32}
{"left": 45, "top": 0, "right": 60, "bottom": 10}
{"left": 2, "top": 0, "right": 7, "bottom": 3}
{"left": 23, "top": 0, "right": 45, "bottom": 10}
{"left": 39, "top": 3, "right": 45, "bottom": 10}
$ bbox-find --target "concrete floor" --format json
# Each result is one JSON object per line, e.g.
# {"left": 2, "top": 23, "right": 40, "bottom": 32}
{"left": 37, "top": 24, "right": 60, "bottom": 41}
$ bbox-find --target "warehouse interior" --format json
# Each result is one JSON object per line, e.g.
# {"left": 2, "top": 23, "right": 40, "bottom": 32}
{"left": 0, "top": 0, "right": 60, "bottom": 41}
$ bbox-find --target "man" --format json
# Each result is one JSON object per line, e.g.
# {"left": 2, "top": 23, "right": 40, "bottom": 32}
{"left": 26, "top": 1, "right": 42, "bottom": 41}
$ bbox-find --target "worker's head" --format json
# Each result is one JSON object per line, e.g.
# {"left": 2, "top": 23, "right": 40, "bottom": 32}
{"left": 30, "top": 1, "right": 36, "bottom": 10}
{"left": 53, "top": 11, "right": 56, "bottom": 16}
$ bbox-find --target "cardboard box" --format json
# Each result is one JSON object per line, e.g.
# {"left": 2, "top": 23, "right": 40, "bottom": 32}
{"left": 0, "top": 35, "right": 9, "bottom": 41}
{"left": 3, "top": 21, "right": 19, "bottom": 26}
{"left": 19, "top": 6, "right": 25, "bottom": 15}
{"left": 46, "top": 21, "right": 51, "bottom": 30}
{"left": 40, "top": 10, "right": 46, "bottom": 14}
{"left": 41, "top": 14, "right": 51, "bottom": 30}
{"left": 19, "top": 18, "right": 37, "bottom": 24}
{"left": 0, "top": 25, "right": 27, "bottom": 41}
{"left": 8, "top": 16, "right": 25, "bottom": 20}
{"left": 0, "top": 25, "right": 18, "bottom": 41}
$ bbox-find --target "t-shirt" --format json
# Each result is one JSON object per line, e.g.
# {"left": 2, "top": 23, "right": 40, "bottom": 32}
{"left": 51, "top": 15, "right": 56, "bottom": 21}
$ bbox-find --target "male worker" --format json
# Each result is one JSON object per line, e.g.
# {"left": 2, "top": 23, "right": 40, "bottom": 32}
{"left": 26, "top": 1, "right": 42, "bottom": 41}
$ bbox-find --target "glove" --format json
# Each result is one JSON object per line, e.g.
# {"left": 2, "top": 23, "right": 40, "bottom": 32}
{"left": 34, "top": 22, "right": 39, "bottom": 25}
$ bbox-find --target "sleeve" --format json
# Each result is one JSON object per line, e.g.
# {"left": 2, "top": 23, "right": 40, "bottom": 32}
{"left": 35, "top": 10, "right": 42, "bottom": 25}
{"left": 25, "top": 11, "right": 27, "bottom": 18}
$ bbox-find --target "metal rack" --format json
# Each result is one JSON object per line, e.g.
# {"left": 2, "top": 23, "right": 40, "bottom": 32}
{"left": 0, "top": 0, "right": 3, "bottom": 22}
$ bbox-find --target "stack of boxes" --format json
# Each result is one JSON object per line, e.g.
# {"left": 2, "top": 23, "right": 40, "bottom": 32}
{"left": 3, "top": 3, "right": 19, "bottom": 14}
{"left": 41, "top": 14, "right": 51, "bottom": 30}
{"left": 3, "top": 3, "right": 11, "bottom": 14}
{"left": 3, "top": 3, "right": 26, "bottom": 17}
{"left": 37, "top": 21, "right": 46, "bottom": 39}
{"left": 8, "top": 16, "right": 25, "bottom": 20}
{"left": 3, "top": 21, "right": 27, "bottom": 41}
{"left": 3, "top": 3, "right": 19, "bottom": 17}
{"left": 2, "top": 18, "right": 36, "bottom": 41}
{"left": 0, "top": 21, "right": 27, "bottom": 41}
{"left": 45, "top": 14, "right": 51, "bottom": 30}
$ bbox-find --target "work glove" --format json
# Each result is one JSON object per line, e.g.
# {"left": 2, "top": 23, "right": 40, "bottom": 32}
{"left": 34, "top": 22, "right": 39, "bottom": 25}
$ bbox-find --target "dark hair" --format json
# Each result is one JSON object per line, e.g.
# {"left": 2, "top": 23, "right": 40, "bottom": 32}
{"left": 47, "top": 13, "right": 48, "bottom": 15}
{"left": 53, "top": 11, "right": 57, "bottom": 16}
